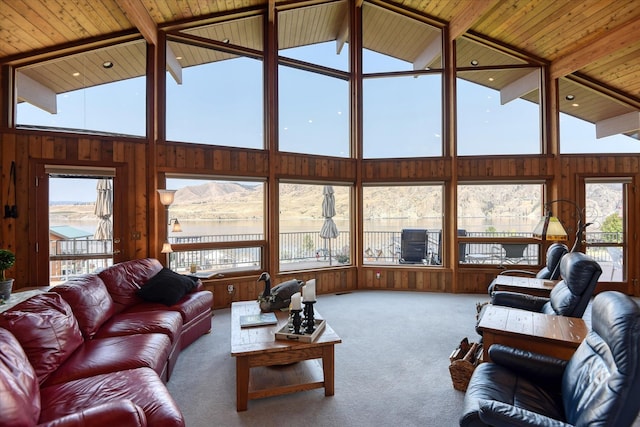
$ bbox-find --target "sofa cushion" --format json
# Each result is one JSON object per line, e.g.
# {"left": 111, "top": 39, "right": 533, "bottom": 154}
{"left": 95, "top": 310, "right": 183, "bottom": 343}
{"left": 0, "top": 327, "right": 41, "bottom": 426}
{"left": 136, "top": 268, "right": 198, "bottom": 306}
{"left": 126, "top": 290, "right": 213, "bottom": 324}
{"left": 39, "top": 367, "right": 185, "bottom": 426}
{"left": 43, "top": 333, "right": 172, "bottom": 386}
{"left": 0, "top": 293, "right": 84, "bottom": 384}
{"left": 51, "top": 274, "right": 116, "bottom": 339}
{"left": 461, "top": 361, "right": 565, "bottom": 426}
{"left": 98, "top": 258, "right": 163, "bottom": 313}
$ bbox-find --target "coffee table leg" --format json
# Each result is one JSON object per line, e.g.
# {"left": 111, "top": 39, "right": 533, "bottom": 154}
{"left": 236, "top": 356, "right": 249, "bottom": 411}
{"left": 322, "top": 345, "right": 335, "bottom": 396}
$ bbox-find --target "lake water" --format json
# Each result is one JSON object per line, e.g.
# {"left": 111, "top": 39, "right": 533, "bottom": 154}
{"left": 55, "top": 217, "right": 539, "bottom": 237}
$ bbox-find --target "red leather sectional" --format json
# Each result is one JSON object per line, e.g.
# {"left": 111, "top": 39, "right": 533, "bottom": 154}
{"left": 0, "top": 258, "right": 213, "bottom": 426}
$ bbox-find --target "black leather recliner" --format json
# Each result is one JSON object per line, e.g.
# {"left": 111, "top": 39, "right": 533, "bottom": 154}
{"left": 487, "top": 242, "right": 569, "bottom": 296}
{"left": 489, "top": 251, "right": 601, "bottom": 318}
{"left": 461, "top": 291, "right": 640, "bottom": 427}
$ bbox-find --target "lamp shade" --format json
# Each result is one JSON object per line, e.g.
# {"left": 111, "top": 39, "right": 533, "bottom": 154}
{"left": 161, "top": 242, "right": 173, "bottom": 253}
{"left": 533, "top": 215, "right": 568, "bottom": 241}
{"left": 157, "top": 189, "right": 176, "bottom": 206}
{"left": 532, "top": 215, "right": 548, "bottom": 240}
{"left": 545, "top": 217, "right": 568, "bottom": 241}
{"left": 171, "top": 219, "right": 182, "bottom": 233}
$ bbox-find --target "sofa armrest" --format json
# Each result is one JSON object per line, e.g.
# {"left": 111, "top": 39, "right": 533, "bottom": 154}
{"left": 192, "top": 278, "right": 204, "bottom": 292}
{"left": 488, "top": 344, "right": 567, "bottom": 388}
{"left": 488, "top": 271, "right": 537, "bottom": 295}
{"left": 478, "top": 400, "right": 571, "bottom": 427}
{"left": 491, "top": 291, "right": 549, "bottom": 311}
{"left": 38, "top": 400, "right": 146, "bottom": 427}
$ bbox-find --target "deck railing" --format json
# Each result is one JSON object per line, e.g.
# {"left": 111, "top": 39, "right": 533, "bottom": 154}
{"left": 49, "top": 230, "right": 622, "bottom": 282}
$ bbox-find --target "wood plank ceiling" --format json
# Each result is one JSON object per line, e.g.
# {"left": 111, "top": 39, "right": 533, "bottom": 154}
{"left": 1, "top": 0, "right": 639, "bottom": 127}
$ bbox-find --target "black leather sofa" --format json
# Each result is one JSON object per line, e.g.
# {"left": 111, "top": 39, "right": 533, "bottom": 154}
{"left": 489, "top": 251, "right": 601, "bottom": 318}
{"left": 461, "top": 291, "right": 640, "bottom": 427}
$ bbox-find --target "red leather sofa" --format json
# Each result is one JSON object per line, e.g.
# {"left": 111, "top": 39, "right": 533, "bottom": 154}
{"left": 0, "top": 258, "right": 213, "bottom": 426}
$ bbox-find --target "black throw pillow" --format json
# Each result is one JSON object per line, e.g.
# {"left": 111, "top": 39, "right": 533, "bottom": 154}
{"left": 136, "top": 268, "right": 198, "bottom": 306}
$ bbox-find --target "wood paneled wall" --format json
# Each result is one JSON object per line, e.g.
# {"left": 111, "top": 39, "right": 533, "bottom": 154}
{"left": 157, "top": 143, "right": 269, "bottom": 176}
{"left": 205, "top": 268, "right": 357, "bottom": 309}
{"left": 363, "top": 158, "right": 452, "bottom": 180}
{"left": 2, "top": 129, "right": 639, "bottom": 305}
{"left": 1, "top": 130, "right": 152, "bottom": 286}
{"left": 456, "top": 156, "right": 554, "bottom": 178}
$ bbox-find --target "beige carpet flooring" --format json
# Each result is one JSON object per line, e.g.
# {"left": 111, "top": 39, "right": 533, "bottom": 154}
{"left": 167, "top": 290, "right": 485, "bottom": 426}
{"left": 166, "top": 290, "right": 640, "bottom": 427}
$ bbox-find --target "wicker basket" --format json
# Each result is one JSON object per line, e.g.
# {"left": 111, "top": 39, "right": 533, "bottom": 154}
{"left": 449, "top": 338, "right": 483, "bottom": 392}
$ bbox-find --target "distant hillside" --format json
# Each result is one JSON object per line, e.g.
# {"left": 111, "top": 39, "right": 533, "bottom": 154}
{"left": 50, "top": 181, "right": 622, "bottom": 229}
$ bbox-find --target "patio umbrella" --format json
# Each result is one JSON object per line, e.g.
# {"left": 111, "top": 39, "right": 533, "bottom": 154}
{"left": 319, "top": 185, "right": 339, "bottom": 265}
{"left": 94, "top": 178, "right": 113, "bottom": 240}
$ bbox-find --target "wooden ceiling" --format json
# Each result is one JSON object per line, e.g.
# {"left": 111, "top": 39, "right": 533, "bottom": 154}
{"left": 1, "top": 0, "right": 639, "bottom": 126}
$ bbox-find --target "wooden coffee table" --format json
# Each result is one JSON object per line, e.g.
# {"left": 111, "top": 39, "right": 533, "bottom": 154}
{"left": 477, "top": 305, "right": 588, "bottom": 362}
{"left": 491, "top": 275, "right": 557, "bottom": 297}
{"left": 230, "top": 301, "right": 341, "bottom": 411}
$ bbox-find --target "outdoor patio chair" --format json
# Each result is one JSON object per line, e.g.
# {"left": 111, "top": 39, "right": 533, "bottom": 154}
{"left": 606, "top": 246, "right": 623, "bottom": 280}
{"left": 493, "top": 243, "right": 529, "bottom": 266}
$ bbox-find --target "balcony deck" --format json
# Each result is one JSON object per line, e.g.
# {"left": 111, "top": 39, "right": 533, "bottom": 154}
{"left": 48, "top": 230, "right": 623, "bottom": 284}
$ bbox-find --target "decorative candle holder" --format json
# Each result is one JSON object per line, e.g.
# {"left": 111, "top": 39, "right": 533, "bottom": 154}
{"left": 290, "top": 309, "right": 303, "bottom": 335}
{"left": 303, "top": 301, "right": 316, "bottom": 334}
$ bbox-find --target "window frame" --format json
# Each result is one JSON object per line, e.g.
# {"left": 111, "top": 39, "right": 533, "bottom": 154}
{"left": 362, "top": 182, "right": 444, "bottom": 266}
{"left": 278, "top": 180, "right": 353, "bottom": 272}
{"left": 456, "top": 181, "right": 546, "bottom": 267}
{"left": 13, "top": 37, "right": 148, "bottom": 137}
{"left": 583, "top": 177, "right": 631, "bottom": 284}
{"left": 164, "top": 26, "right": 265, "bottom": 148}
{"left": 162, "top": 175, "right": 267, "bottom": 277}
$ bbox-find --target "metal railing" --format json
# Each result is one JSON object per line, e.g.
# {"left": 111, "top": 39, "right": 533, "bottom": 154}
{"left": 48, "top": 231, "right": 623, "bottom": 282}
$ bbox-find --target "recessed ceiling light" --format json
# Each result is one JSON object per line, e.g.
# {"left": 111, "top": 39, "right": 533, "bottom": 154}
{"left": 72, "top": 72, "right": 80, "bottom": 77}
{"left": 488, "top": 77, "right": 494, "bottom": 81}
{"left": 102, "top": 61, "right": 114, "bottom": 69}
{"left": 565, "top": 94, "right": 575, "bottom": 101}
{"left": 572, "top": 103, "right": 579, "bottom": 107}
{"left": 470, "top": 60, "right": 479, "bottom": 66}
{"left": 222, "top": 38, "right": 230, "bottom": 44}
{"left": 176, "top": 56, "right": 183, "bottom": 60}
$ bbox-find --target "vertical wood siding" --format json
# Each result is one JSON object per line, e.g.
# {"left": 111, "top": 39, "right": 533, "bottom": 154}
{"left": 2, "top": 130, "right": 639, "bottom": 302}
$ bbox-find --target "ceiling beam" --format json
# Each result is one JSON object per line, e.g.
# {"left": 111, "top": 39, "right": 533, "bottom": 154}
{"left": 448, "top": 0, "right": 500, "bottom": 40}
{"left": 413, "top": 34, "right": 442, "bottom": 70}
{"left": 336, "top": 10, "right": 349, "bottom": 54}
{"left": 115, "top": 0, "right": 158, "bottom": 45}
{"left": 166, "top": 44, "right": 182, "bottom": 84}
{"left": 336, "top": 0, "right": 363, "bottom": 54}
{"left": 551, "top": 17, "right": 640, "bottom": 80}
{"left": 596, "top": 111, "right": 640, "bottom": 139}
{"left": 500, "top": 70, "right": 539, "bottom": 105}
{"left": 16, "top": 73, "right": 57, "bottom": 114}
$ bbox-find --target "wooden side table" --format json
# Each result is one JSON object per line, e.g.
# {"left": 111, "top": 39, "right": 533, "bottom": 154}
{"left": 491, "top": 275, "right": 557, "bottom": 297}
{"left": 477, "top": 305, "right": 587, "bottom": 362}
